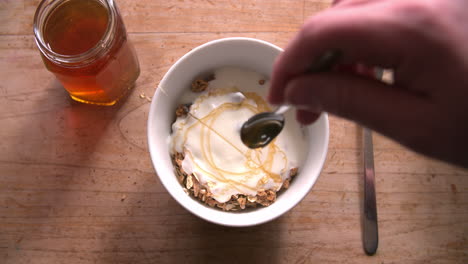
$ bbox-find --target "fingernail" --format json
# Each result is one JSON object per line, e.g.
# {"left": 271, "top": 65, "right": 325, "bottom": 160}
{"left": 288, "top": 100, "right": 322, "bottom": 113}
{"left": 285, "top": 89, "right": 322, "bottom": 113}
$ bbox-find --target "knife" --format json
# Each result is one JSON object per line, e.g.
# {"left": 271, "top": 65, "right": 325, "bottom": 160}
{"left": 362, "top": 68, "right": 383, "bottom": 255}
{"left": 363, "top": 127, "right": 378, "bottom": 255}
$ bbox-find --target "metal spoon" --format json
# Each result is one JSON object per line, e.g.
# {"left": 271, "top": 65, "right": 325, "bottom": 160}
{"left": 240, "top": 105, "right": 290, "bottom": 149}
{"left": 240, "top": 50, "right": 342, "bottom": 148}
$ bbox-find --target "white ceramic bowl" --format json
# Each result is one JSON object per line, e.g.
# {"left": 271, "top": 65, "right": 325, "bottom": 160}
{"left": 147, "top": 37, "right": 329, "bottom": 227}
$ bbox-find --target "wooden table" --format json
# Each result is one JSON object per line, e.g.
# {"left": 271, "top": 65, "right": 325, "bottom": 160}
{"left": 1, "top": 0, "right": 467, "bottom": 263}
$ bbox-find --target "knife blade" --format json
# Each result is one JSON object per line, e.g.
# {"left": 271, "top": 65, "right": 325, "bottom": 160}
{"left": 362, "top": 126, "right": 378, "bottom": 255}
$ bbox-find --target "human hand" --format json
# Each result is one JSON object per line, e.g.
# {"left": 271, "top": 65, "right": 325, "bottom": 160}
{"left": 268, "top": 0, "right": 468, "bottom": 167}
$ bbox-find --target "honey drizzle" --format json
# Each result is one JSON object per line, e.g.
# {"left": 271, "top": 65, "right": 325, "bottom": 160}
{"left": 189, "top": 107, "right": 264, "bottom": 191}
{"left": 185, "top": 151, "right": 249, "bottom": 192}
{"left": 188, "top": 108, "right": 246, "bottom": 161}
{"left": 178, "top": 88, "right": 287, "bottom": 195}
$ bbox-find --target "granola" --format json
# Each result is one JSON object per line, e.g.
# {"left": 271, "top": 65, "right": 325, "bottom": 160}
{"left": 175, "top": 104, "right": 191, "bottom": 117}
{"left": 191, "top": 79, "right": 209, "bottom": 92}
{"left": 172, "top": 151, "right": 297, "bottom": 211}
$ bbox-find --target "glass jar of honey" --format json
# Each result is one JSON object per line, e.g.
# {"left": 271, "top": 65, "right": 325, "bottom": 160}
{"left": 33, "top": 0, "right": 140, "bottom": 105}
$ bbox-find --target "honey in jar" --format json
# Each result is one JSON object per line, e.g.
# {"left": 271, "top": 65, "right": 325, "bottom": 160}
{"left": 33, "top": 0, "right": 140, "bottom": 105}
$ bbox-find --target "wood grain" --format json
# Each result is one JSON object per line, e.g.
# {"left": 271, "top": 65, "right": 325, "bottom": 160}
{"left": 0, "top": 0, "right": 311, "bottom": 35}
{"left": 1, "top": 0, "right": 467, "bottom": 263}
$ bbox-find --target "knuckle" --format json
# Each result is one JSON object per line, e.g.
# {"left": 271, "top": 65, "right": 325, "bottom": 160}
{"left": 300, "top": 18, "right": 317, "bottom": 39}
{"left": 394, "top": 1, "right": 439, "bottom": 29}
{"left": 333, "top": 0, "right": 373, "bottom": 8}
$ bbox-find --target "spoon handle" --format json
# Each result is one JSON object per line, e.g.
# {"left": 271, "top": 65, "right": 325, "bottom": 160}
{"left": 307, "top": 50, "right": 342, "bottom": 73}
{"left": 274, "top": 105, "right": 290, "bottom": 115}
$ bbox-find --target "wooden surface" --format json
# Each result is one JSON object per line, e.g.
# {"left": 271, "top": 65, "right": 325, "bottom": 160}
{"left": 0, "top": 0, "right": 467, "bottom": 263}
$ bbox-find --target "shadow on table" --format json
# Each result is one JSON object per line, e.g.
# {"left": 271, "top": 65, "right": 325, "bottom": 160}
{"left": 9, "top": 79, "right": 133, "bottom": 165}
{"left": 55, "top": 80, "right": 132, "bottom": 164}
{"left": 186, "top": 216, "right": 284, "bottom": 264}
{"left": 2, "top": 79, "right": 134, "bottom": 263}
{"left": 356, "top": 127, "right": 366, "bottom": 254}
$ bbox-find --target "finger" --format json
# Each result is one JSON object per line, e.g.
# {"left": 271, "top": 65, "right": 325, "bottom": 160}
{"left": 333, "top": 0, "right": 384, "bottom": 7}
{"left": 296, "top": 109, "right": 321, "bottom": 125}
{"left": 268, "top": 4, "right": 405, "bottom": 104}
{"left": 284, "top": 72, "right": 433, "bottom": 143}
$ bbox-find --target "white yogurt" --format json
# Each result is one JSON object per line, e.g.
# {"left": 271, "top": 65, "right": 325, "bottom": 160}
{"left": 170, "top": 67, "right": 309, "bottom": 203}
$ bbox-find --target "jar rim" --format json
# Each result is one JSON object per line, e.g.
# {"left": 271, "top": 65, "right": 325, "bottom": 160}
{"left": 33, "top": 0, "right": 117, "bottom": 67}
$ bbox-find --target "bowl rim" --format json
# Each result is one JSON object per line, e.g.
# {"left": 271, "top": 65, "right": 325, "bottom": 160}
{"left": 147, "top": 37, "right": 329, "bottom": 227}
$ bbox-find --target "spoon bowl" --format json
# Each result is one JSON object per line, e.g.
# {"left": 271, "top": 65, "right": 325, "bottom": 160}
{"left": 240, "top": 112, "right": 285, "bottom": 148}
